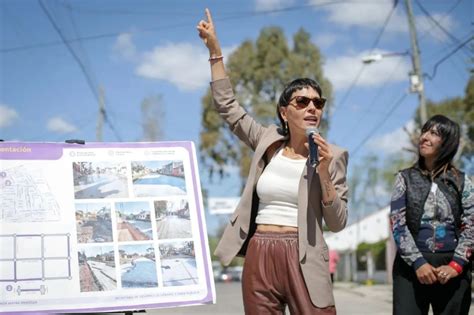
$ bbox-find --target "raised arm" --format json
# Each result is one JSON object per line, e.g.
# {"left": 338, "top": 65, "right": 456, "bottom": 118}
{"left": 197, "top": 8, "right": 227, "bottom": 81}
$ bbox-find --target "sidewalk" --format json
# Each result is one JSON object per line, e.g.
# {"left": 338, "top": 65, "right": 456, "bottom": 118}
{"left": 334, "top": 282, "right": 474, "bottom": 315}
{"left": 334, "top": 281, "right": 392, "bottom": 303}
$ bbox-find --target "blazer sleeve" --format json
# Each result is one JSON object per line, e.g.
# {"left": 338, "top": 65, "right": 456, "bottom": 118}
{"left": 210, "top": 78, "right": 266, "bottom": 151}
{"left": 321, "top": 146, "right": 349, "bottom": 232}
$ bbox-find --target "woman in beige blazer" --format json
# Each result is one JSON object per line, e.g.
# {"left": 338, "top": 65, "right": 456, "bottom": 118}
{"left": 198, "top": 9, "right": 349, "bottom": 315}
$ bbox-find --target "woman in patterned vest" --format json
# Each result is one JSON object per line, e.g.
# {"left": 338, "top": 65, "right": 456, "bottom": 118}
{"left": 390, "top": 114, "right": 473, "bottom": 315}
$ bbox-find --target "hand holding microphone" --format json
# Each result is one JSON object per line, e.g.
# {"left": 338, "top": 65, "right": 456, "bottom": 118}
{"left": 306, "top": 127, "right": 319, "bottom": 167}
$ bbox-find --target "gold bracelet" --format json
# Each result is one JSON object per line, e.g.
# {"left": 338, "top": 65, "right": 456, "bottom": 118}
{"left": 208, "top": 55, "right": 224, "bottom": 62}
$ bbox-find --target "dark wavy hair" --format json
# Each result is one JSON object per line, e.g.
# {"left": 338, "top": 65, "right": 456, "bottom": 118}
{"left": 276, "top": 78, "right": 323, "bottom": 135}
{"left": 418, "top": 114, "right": 460, "bottom": 171}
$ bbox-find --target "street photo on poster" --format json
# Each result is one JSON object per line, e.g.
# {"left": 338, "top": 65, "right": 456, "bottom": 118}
{"left": 159, "top": 240, "right": 198, "bottom": 287}
{"left": 75, "top": 202, "right": 113, "bottom": 243}
{"left": 119, "top": 243, "right": 158, "bottom": 289}
{"left": 115, "top": 201, "right": 153, "bottom": 241}
{"left": 154, "top": 199, "right": 192, "bottom": 239}
{"left": 73, "top": 161, "right": 129, "bottom": 199}
{"left": 132, "top": 160, "right": 186, "bottom": 197}
{"left": 78, "top": 245, "right": 117, "bottom": 292}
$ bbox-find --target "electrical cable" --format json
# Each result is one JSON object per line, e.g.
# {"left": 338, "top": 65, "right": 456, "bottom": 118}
{"left": 414, "top": 0, "right": 470, "bottom": 56}
{"left": 350, "top": 92, "right": 408, "bottom": 157}
{"left": 332, "top": 1, "right": 398, "bottom": 112}
{"left": 38, "top": 0, "right": 122, "bottom": 141}
{"left": 1, "top": 0, "right": 383, "bottom": 53}
{"left": 425, "top": 35, "right": 473, "bottom": 80}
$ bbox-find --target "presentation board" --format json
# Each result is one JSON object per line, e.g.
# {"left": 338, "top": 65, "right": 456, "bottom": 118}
{"left": 0, "top": 141, "right": 215, "bottom": 313}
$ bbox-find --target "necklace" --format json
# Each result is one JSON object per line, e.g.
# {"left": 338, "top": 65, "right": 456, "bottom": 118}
{"left": 283, "top": 146, "right": 306, "bottom": 160}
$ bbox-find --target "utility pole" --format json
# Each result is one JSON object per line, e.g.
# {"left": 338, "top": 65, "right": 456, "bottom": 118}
{"left": 404, "top": 0, "right": 427, "bottom": 123}
{"left": 96, "top": 86, "right": 105, "bottom": 142}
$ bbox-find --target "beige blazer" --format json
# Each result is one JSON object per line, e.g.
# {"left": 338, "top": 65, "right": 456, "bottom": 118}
{"left": 211, "top": 78, "right": 349, "bottom": 308}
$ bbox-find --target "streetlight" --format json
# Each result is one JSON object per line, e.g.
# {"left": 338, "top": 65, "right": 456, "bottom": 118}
{"left": 361, "top": 51, "right": 409, "bottom": 64}
{"left": 362, "top": 0, "right": 428, "bottom": 123}
{"left": 362, "top": 51, "right": 422, "bottom": 93}
{"left": 361, "top": 49, "right": 427, "bottom": 123}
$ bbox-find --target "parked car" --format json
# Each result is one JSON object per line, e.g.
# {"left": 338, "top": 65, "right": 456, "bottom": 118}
{"left": 230, "top": 266, "right": 243, "bottom": 281}
{"left": 212, "top": 261, "right": 244, "bottom": 282}
{"left": 212, "top": 261, "right": 223, "bottom": 282}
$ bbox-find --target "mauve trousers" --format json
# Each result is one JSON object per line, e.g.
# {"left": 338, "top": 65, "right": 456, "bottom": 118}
{"left": 242, "top": 231, "right": 336, "bottom": 315}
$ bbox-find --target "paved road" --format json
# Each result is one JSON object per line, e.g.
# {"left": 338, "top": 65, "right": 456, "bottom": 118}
{"left": 156, "top": 216, "right": 192, "bottom": 238}
{"left": 144, "top": 282, "right": 393, "bottom": 315}
{"left": 89, "top": 261, "right": 117, "bottom": 291}
{"left": 67, "top": 282, "right": 474, "bottom": 315}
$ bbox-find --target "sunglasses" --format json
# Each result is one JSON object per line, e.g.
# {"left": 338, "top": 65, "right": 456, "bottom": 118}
{"left": 289, "top": 95, "right": 326, "bottom": 110}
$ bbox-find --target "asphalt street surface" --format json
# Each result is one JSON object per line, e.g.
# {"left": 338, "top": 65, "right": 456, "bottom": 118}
{"left": 144, "top": 282, "right": 394, "bottom": 315}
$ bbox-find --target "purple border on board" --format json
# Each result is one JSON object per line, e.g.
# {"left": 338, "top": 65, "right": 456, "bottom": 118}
{"left": 0, "top": 141, "right": 214, "bottom": 314}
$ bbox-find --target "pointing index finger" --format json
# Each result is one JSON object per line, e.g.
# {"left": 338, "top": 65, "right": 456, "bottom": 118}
{"left": 205, "top": 8, "right": 213, "bottom": 25}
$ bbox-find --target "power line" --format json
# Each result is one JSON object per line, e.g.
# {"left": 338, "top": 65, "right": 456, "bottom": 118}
{"left": 1, "top": 0, "right": 383, "bottom": 53}
{"left": 414, "top": 0, "right": 470, "bottom": 56}
{"left": 350, "top": 92, "right": 408, "bottom": 157}
{"left": 412, "top": 1, "right": 470, "bottom": 83}
{"left": 38, "top": 0, "right": 122, "bottom": 141}
{"left": 39, "top": 0, "right": 99, "bottom": 101}
{"left": 337, "top": 57, "right": 406, "bottom": 143}
{"left": 425, "top": 34, "right": 473, "bottom": 80}
{"left": 332, "top": 1, "right": 398, "bottom": 112}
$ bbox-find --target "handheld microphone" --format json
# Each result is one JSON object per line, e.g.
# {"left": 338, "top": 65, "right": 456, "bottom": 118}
{"left": 306, "top": 127, "right": 319, "bottom": 167}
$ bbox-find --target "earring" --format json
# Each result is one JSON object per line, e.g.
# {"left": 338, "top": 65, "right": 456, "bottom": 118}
{"left": 284, "top": 121, "right": 288, "bottom": 133}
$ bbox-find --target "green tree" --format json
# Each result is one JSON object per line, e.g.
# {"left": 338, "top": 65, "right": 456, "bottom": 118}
{"left": 356, "top": 240, "right": 387, "bottom": 271}
{"left": 200, "top": 27, "right": 333, "bottom": 188}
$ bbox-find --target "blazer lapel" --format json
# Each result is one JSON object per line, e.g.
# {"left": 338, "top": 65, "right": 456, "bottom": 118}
{"left": 298, "top": 162, "right": 320, "bottom": 262}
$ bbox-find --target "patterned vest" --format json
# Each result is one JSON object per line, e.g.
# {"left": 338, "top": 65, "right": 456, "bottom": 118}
{"left": 400, "top": 166, "right": 465, "bottom": 238}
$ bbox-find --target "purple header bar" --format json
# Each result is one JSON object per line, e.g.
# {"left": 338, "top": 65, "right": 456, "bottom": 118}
{"left": 0, "top": 141, "right": 195, "bottom": 160}
{"left": 0, "top": 143, "right": 63, "bottom": 160}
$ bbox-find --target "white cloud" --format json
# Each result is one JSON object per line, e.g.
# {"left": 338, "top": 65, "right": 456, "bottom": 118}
{"left": 309, "top": 0, "right": 406, "bottom": 32}
{"left": 0, "top": 105, "right": 19, "bottom": 128}
{"left": 313, "top": 33, "right": 338, "bottom": 49}
{"left": 309, "top": 0, "right": 456, "bottom": 40}
{"left": 324, "top": 50, "right": 411, "bottom": 90}
{"left": 136, "top": 43, "right": 235, "bottom": 91}
{"left": 113, "top": 32, "right": 137, "bottom": 61}
{"left": 47, "top": 117, "right": 77, "bottom": 134}
{"left": 367, "top": 120, "right": 415, "bottom": 154}
{"left": 255, "top": 0, "right": 295, "bottom": 12}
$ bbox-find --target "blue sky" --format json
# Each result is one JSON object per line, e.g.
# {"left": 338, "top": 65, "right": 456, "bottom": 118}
{"left": 1, "top": 0, "right": 472, "bottom": 231}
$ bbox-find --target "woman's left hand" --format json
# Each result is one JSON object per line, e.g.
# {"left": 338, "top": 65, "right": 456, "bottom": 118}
{"left": 312, "top": 133, "right": 333, "bottom": 172}
{"left": 435, "top": 265, "right": 459, "bottom": 284}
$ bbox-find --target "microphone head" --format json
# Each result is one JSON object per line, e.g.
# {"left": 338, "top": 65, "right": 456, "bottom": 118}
{"left": 305, "top": 127, "right": 319, "bottom": 136}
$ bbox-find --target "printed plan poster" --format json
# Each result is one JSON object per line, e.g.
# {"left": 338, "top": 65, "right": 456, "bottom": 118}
{"left": 0, "top": 142, "right": 215, "bottom": 313}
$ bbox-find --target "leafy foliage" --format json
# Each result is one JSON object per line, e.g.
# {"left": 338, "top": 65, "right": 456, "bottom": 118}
{"left": 356, "top": 240, "right": 387, "bottom": 271}
{"left": 200, "top": 27, "right": 333, "bottom": 187}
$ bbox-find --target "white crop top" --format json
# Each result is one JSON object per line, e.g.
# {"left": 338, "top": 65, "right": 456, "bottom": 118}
{"left": 255, "top": 148, "right": 306, "bottom": 227}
